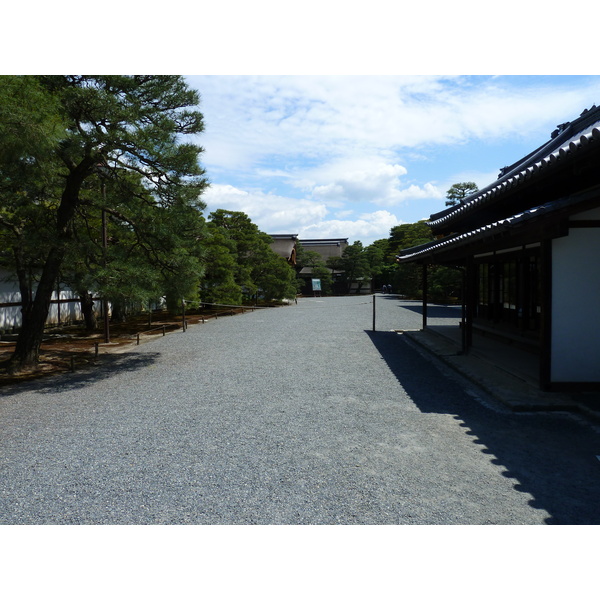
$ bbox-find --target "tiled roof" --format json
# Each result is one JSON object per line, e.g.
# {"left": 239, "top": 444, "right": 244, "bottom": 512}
{"left": 396, "top": 195, "right": 582, "bottom": 262}
{"left": 299, "top": 238, "right": 348, "bottom": 245}
{"left": 427, "top": 105, "right": 600, "bottom": 231}
{"left": 396, "top": 180, "right": 600, "bottom": 262}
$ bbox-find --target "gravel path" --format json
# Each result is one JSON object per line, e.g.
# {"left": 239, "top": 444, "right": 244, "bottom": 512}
{"left": 1, "top": 295, "right": 599, "bottom": 524}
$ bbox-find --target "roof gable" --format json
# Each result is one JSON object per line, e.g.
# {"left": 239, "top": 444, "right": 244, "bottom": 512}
{"left": 428, "top": 105, "right": 600, "bottom": 234}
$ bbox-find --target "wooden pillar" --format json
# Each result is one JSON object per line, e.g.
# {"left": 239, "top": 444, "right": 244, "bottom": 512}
{"left": 465, "top": 257, "right": 475, "bottom": 351}
{"left": 102, "top": 204, "right": 110, "bottom": 344}
{"left": 539, "top": 239, "right": 552, "bottom": 390}
{"left": 422, "top": 262, "right": 428, "bottom": 330}
{"left": 459, "top": 266, "right": 467, "bottom": 354}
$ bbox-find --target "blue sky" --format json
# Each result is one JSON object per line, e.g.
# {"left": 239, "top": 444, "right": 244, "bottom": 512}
{"left": 185, "top": 75, "right": 600, "bottom": 245}
{"left": 8, "top": 2, "right": 600, "bottom": 248}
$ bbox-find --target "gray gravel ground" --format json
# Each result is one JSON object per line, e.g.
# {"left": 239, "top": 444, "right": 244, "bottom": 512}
{"left": 1, "top": 295, "right": 599, "bottom": 524}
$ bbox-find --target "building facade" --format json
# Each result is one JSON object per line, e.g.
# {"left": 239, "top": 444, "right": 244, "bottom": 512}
{"left": 269, "top": 234, "right": 298, "bottom": 266}
{"left": 397, "top": 105, "right": 600, "bottom": 391}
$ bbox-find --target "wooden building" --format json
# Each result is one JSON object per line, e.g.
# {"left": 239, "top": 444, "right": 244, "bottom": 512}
{"left": 396, "top": 105, "right": 600, "bottom": 391}
{"left": 298, "top": 238, "right": 349, "bottom": 262}
{"left": 269, "top": 234, "right": 298, "bottom": 266}
{"left": 296, "top": 238, "right": 347, "bottom": 295}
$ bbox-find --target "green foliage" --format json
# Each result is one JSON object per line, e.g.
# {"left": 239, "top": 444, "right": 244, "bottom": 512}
{"left": 205, "top": 210, "right": 298, "bottom": 304}
{"left": 55, "top": 170, "right": 208, "bottom": 320}
{"left": 309, "top": 264, "right": 333, "bottom": 295}
{"left": 0, "top": 75, "right": 64, "bottom": 164}
{"left": 327, "top": 241, "right": 370, "bottom": 294}
{"left": 0, "top": 75, "right": 208, "bottom": 368}
{"left": 386, "top": 221, "right": 432, "bottom": 297}
{"left": 389, "top": 221, "right": 433, "bottom": 252}
{"left": 254, "top": 252, "right": 299, "bottom": 302}
{"left": 428, "top": 266, "right": 462, "bottom": 304}
{"left": 388, "top": 220, "right": 462, "bottom": 302}
{"left": 294, "top": 244, "right": 333, "bottom": 294}
{"left": 445, "top": 182, "right": 479, "bottom": 207}
{"left": 0, "top": 77, "right": 68, "bottom": 316}
{"left": 364, "top": 238, "right": 394, "bottom": 291}
{"left": 201, "top": 226, "right": 243, "bottom": 305}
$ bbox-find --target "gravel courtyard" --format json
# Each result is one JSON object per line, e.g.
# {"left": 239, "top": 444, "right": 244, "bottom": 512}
{"left": 1, "top": 295, "right": 598, "bottom": 524}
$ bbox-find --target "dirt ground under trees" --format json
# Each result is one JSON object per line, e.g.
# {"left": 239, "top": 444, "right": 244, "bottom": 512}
{"left": 0, "top": 306, "right": 252, "bottom": 387}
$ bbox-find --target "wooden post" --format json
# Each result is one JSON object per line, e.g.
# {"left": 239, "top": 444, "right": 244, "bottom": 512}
{"left": 539, "top": 240, "right": 552, "bottom": 390}
{"left": 422, "top": 263, "right": 428, "bottom": 330}
{"left": 101, "top": 198, "right": 110, "bottom": 344}
{"left": 372, "top": 294, "right": 376, "bottom": 331}
{"left": 465, "top": 258, "right": 475, "bottom": 351}
{"left": 460, "top": 266, "right": 467, "bottom": 354}
{"left": 57, "top": 284, "right": 61, "bottom": 327}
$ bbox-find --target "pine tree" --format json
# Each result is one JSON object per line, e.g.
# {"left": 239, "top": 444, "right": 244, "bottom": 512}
{"left": 1, "top": 76, "right": 207, "bottom": 371}
{"left": 445, "top": 182, "right": 479, "bottom": 206}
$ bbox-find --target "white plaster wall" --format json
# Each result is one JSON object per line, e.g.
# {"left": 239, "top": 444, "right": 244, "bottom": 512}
{"left": 0, "top": 270, "right": 22, "bottom": 331}
{"left": 0, "top": 269, "right": 84, "bottom": 331}
{"left": 551, "top": 227, "right": 600, "bottom": 382}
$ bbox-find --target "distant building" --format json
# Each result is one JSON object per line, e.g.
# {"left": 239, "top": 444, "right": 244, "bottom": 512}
{"left": 269, "top": 234, "right": 298, "bottom": 266}
{"left": 296, "top": 238, "right": 370, "bottom": 295}
{"left": 298, "top": 238, "right": 349, "bottom": 262}
{"left": 396, "top": 105, "right": 600, "bottom": 391}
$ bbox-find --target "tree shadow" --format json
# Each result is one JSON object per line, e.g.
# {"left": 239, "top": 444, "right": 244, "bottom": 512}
{"left": 366, "top": 329, "right": 600, "bottom": 525}
{"left": 0, "top": 351, "right": 161, "bottom": 397}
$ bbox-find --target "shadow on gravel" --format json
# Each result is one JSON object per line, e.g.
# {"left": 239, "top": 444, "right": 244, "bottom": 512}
{"left": 0, "top": 352, "right": 160, "bottom": 397}
{"left": 399, "top": 302, "right": 462, "bottom": 319}
{"left": 367, "top": 329, "right": 600, "bottom": 525}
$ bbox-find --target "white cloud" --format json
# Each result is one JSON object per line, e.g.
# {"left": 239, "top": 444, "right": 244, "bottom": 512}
{"left": 297, "top": 157, "right": 442, "bottom": 207}
{"left": 298, "top": 210, "right": 403, "bottom": 245}
{"left": 202, "top": 184, "right": 328, "bottom": 234}
{"left": 189, "top": 75, "right": 600, "bottom": 242}
{"left": 202, "top": 184, "right": 402, "bottom": 245}
{"left": 190, "top": 75, "right": 600, "bottom": 174}
{"left": 311, "top": 162, "right": 407, "bottom": 202}
{"left": 386, "top": 182, "right": 445, "bottom": 205}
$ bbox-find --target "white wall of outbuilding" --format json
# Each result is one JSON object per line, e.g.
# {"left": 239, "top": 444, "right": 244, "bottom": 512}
{"left": 0, "top": 269, "right": 85, "bottom": 333}
{"left": 551, "top": 207, "right": 600, "bottom": 383}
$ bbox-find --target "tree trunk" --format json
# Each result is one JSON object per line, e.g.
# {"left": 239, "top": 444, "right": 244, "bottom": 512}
{"left": 8, "top": 163, "right": 90, "bottom": 372}
{"left": 8, "top": 245, "right": 66, "bottom": 371}
{"left": 13, "top": 247, "right": 32, "bottom": 318}
{"left": 110, "top": 299, "right": 128, "bottom": 323}
{"left": 79, "top": 290, "right": 97, "bottom": 331}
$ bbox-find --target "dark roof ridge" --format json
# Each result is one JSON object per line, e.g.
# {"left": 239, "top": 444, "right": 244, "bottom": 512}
{"left": 427, "top": 104, "right": 600, "bottom": 227}
{"left": 299, "top": 238, "right": 348, "bottom": 243}
{"left": 496, "top": 104, "right": 599, "bottom": 180}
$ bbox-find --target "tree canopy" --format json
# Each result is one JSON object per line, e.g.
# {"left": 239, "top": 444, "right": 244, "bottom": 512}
{"left": 1, "top": 75, "right": 208, "bottom": 370}
{"left": 327, "top": 241, "right": 371, "bottom": 294}
{"left": 445, "top": 182, "right": 479, "bottom": 206}
{"left": 204, "top": 210, "right": 298, "bottom": 304}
